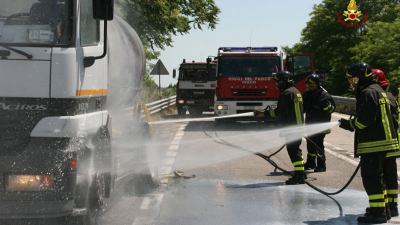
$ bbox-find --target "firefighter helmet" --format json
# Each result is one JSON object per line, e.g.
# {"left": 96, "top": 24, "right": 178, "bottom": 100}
{"left": 273, "top": 71, "right": 294, "bottom": 83}
{"left": 273, "top": 71, "right": 294, "bottom": 91}
{"left": 305, "top": 73, "right": 322, "bottom": 86}
{"left": 346, "top": 62, "right": 374, "bottom": 80}
{"left": 372, "top": 69, "right": 388, "bottom": 90}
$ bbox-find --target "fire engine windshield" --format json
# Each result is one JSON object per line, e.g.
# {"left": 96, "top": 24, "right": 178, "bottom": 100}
{"left": 180, "top": 66, "right": 216, "bottom": 81}
{"left": 0, "top": 0, "right": 73, "bottom": 46}
{"left": 218, "top": 56, "right": 281, "bottom": 77}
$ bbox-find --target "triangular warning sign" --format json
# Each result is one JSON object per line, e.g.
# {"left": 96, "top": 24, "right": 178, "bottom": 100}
{"left": 150, "top": 59, "right": 169, "bottom": 75}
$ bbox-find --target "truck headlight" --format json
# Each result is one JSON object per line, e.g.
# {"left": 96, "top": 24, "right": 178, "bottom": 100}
{"left": 6, "top": 175, "right": 55, "bottom": 192}
{"left": 178, "top": 99, "right": 185, "bottom": 104}
{"left": 216, "top": 105, "right": 227, "bottom": 110}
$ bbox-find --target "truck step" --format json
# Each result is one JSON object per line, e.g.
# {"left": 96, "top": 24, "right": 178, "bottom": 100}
{"left": 72, "top": 208, "right": 87, "bottom": 216}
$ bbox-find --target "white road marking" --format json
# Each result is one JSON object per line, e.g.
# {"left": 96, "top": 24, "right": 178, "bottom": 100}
{"left": 159, "top": 166, "right": 172, "bottom": 176}
{"left": 139, "top": 193, "right": 164, "bottom": 210}
{"left": 140, "top": 197, "right": 152, "bottom": 210}
{"left": 132, "top": 217, "right": 153, "bottom": 225}
{"left": 325, "top": 147, "right": 359, "bottom": 167}
{"left": 168, "top": 144, "right": 179, "bottom": 151}
{"left": 162, "top": 157, "right": 176, "bottom": 166}
{"left": 165, "top": 151, "right": 177, "bottom": 157}
{"left": 132, "top": 124, "right": 186, "bottom": 225}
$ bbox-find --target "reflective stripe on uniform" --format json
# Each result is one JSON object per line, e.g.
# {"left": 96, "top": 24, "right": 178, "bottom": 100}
{"left": 294, "top": 167, "right": 305, "bottom": 171}
{"left": 369, "top": 193, "right": 385, "bottom": 208}
{"left": 355, "top": 118, "right": 367, "bottom": 129}
{"left": 358, "top": 139, "right": 398, "bottom": 149}
{"left": 357, "top": 142, "right": 399, "bottom": 154}
{"left": 294, "top": 94, "right": 303, "bottom": 125}
{"left": 270, "top": 109, "right": 276, "bottom": 118}
{"left": 292, "top": 160, "right": 304, "bottom": 166}
{"left": 387, "top": 189, "right": 398, "bottom": 195}
{"left": 370, "top": 202, "right": 386, "bottom": 208}
{"left": 386, "top": 150, "right": 400, "bottom": 158}
{"left": 323, "top": 104, "right": 335, "bottom": 113}
{"left": 369, "top": 194, "right": 385, "bottom": 200}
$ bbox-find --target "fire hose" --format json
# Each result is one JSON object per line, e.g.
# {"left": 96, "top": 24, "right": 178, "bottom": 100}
{"left": 208, "top": 131, "right": 361, "bottom": 197}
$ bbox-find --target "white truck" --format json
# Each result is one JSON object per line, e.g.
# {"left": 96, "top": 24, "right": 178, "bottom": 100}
{"left": 0, "top": 0, "right": 145, "bottom": 224}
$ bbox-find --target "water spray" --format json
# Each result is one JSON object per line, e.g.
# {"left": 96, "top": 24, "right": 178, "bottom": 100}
{"left": 148, "top": 112, "right": 254, "bottom": 125}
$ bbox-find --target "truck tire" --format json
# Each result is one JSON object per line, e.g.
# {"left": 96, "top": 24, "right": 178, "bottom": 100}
{"left": 177, "top": 106, "right": 186, "bottom": 116}
{"left": 69, "top": 130, "right": 112, "bottom": 225}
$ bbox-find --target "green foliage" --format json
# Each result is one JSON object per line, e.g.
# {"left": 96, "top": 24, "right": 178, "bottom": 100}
{"left": 114, "top": 0, "right": 219, "bottom": 100}
{"left": 350, "top": 20, "right": 400, "bottom": 81}
{"left": 287, "top": 0, "right": 400, "bottom": 95}
{"left": 116, "top": 0, "right": 220, "bottom": 50}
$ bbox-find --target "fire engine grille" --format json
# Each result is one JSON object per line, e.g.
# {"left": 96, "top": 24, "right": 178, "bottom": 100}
{"left": 236, "top": 102, "right": 263, "bottom": 107}
{"left": 236, "top": 110, "right": 254, "bottom": 114}
{"left": 233, "top": 89, "right": 266, "bottom": 96}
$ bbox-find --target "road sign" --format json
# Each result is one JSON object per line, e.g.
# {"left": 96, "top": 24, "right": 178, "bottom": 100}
{"left": 150, "top": 59, "right": 169, "bottom": 91}
{"left": 150, "top": 59, "right": 169, "bottom": 75}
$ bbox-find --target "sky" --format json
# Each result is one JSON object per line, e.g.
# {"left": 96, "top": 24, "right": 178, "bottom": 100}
{"left": 152, "top": 0, "right": 323, "bottom": 87}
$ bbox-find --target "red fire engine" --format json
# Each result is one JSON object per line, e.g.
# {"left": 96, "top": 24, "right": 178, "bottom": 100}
{"left": 214, "top": 47, "right": 315, "bottom": 119}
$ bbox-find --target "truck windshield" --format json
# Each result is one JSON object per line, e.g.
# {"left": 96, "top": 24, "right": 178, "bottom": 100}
{"left": 180, "top": 65, "right": 216, "bottom": 81}
{"left": 218, "top": 56, "right": 281, "bottom": 77}
{"left": 0, "top": 0, "right": 73, "bottom": 46}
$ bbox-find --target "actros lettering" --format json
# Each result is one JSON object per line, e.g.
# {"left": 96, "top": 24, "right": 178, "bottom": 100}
{"left": 0, "top": 102, "right": 47, "bottom": 111}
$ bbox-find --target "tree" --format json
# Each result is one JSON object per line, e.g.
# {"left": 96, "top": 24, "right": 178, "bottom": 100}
{"left": 350, "top": 20, "right": 400, "bottom": 80}
{"left": 116, "top": 0, "right": 220, "bottom": 54}
{"left": 286, "top": 0, "right": 400, "bottom": 95}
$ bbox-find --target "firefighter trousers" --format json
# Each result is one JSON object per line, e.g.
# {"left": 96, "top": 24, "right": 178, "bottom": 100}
{"left": 306, "top": 133, "right": 326, "bottom": 167}
{"left": 360, "top": 152, "right": 387, "bottom": 215}
{"left": 383, "top": 156, "right": 398, "bottom": 208}
{"left": 286, "top": 139, "right": 304, "bottom": 173}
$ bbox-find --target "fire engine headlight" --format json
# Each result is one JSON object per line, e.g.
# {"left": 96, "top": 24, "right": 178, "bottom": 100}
{"left": 216, "top": 105, "right": 227, "bottom": 110}
{"left": 6, "top": 175, "right": 55, "bottom": 192}
{"left": 178, "top": 99, "right": 185, "bottom": 104}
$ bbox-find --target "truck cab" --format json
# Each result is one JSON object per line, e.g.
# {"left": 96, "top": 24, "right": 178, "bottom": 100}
{"left": 0, "top": 0, "right": 121, "bottom": 224}
{"left": 214, "top": 47, "right": 315, "bottom": 121}
{"left": 174, "top": 59, "right": 217, "bottom": 116}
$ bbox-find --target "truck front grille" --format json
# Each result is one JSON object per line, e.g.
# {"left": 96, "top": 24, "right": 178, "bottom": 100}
{"left": 233, "top": 89, "right": 266, "bottom": 96}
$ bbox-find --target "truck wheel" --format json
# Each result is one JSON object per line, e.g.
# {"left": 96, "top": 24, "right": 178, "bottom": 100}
{"left": 69, "top": 173, "right": 105, "bottom": 225}
{"left": 177, "top": 106, "right": 185, "bottom": 116}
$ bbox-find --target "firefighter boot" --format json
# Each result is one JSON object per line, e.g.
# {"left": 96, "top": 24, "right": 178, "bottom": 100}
{"left": 304, "top": 154, "right": 316, "bottom": 170}
{"left": 365, "top": 206, "right": 392, "bottom": 221}
{"left": 358, "top": 207, "right": 387, "bottom": 224}
{"left": 365, "top": 204, "right": 399, "bottom": 220}
{"left": 285, "top": 172, "right": 306, "bottom": 185}
{"left": 314, "top": 156, "right": 326, "bottom": 173}
{"left": 389, "top": 204, "right": 399, "bottom": 217}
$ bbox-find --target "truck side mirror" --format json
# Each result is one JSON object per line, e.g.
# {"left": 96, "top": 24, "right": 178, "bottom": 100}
{"left": 93, "top": 0, "right": 114, "bottom": 21}
{"left": 85, "top": 0, "right": 114, "bottom": 67}
{"left": 173, "top": 69, "right": 177, "bottom": 79}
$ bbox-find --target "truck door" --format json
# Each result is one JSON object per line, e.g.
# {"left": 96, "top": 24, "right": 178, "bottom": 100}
{"left": 76, "top": 0, "right": 107, "bottom": 107}
{"left": 285, "top": 53, "right": 315, "bottom": 93}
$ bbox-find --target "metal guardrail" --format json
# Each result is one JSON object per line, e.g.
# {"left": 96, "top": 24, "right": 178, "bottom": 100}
{"left": 141, "top": 95, "right": 355, "bottom": 116}
{"left": 332, "top": 95, "right": 356, "bottom": 114}
{"left": 146, "top": 95, "right": 176, "bottom": 114}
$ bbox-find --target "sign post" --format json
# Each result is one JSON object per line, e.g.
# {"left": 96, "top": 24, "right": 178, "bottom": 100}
{"left": 150, "top": 59, "right": 169, "bottom": 92}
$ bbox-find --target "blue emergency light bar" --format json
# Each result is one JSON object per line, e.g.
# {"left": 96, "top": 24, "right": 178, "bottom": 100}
{"left": 219, "top": 47, "right": 278, "bottom": 53}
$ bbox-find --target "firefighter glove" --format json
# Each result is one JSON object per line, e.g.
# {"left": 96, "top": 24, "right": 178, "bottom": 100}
{"left": 339, "top": 118, "right": 354, "bottom": 132}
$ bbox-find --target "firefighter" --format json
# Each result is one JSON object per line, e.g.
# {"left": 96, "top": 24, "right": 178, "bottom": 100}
{"left": 264, "top": 71, "right": 306, "bottom": 185}
{"left": 303, "top": 73, "right": 335, "bottom": 172}
{"left": 369, "top": 69, "right": 399, "bottom": 218}
{"left": 339, "top": 62, "right": 399, "bottom": 224}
